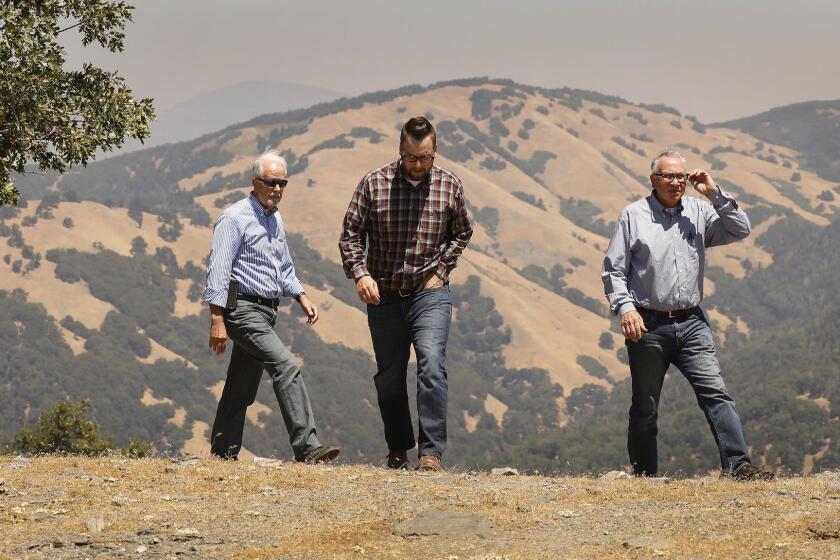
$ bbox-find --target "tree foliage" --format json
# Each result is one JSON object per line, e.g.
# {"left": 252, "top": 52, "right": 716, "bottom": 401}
{"left": 7, "top": 399, "right": 113, "bottom": 455}
{"left": 0, "top": 0, "right": 154, "bottom": 206}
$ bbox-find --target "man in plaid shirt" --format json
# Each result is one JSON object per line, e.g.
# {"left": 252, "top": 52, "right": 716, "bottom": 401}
{"left": 339, "top": 116, "right": 473, "bottom": 471}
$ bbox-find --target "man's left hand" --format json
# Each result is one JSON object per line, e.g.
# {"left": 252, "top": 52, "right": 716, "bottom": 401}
{"left": 421, "top": 272, "right": 444, "bottom": 290}
{"left": 689, "top": 169, "right": 718, "bottom": 197}
{"left": 297, "top": 294, "right": 319, "bottom": 325}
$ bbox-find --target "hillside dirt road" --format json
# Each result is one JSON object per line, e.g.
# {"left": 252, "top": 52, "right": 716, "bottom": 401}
{"left": 2, "top": 456, "right": 840, "bottom": 559}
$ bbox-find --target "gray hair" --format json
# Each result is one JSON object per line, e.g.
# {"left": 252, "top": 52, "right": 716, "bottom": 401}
{"left": 253, "top": 149, "right": 288, "bottom": 178}
{"left": 650, "top": 148, "right": 687, "bottom": 173}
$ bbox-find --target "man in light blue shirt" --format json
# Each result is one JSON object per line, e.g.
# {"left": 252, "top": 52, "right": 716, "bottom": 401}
{"left": 204, "top": 150, "right": 339, "bottom": 464}
{"left": 602, "top": 148, "right": 772, "bottom": 480}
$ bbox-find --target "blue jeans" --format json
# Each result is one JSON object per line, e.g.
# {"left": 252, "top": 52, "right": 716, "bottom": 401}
{"left": 211, "top": 301, "right": 321, "bottom": 460}
{"left": 625, "top": 307, "right": 752, "bottom": 476}
{"left": 367, "top": 286, "right": 452, "bottom": 458}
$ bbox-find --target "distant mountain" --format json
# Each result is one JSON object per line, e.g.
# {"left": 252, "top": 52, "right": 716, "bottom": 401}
{"left": 112, "top": 80, "right": 345, "bottom": 154}
{"left": 716, "top": 100, "right": 840, "bottom": 182}
{"left": 4, "top": 78, "right": 839, "bottom": 474}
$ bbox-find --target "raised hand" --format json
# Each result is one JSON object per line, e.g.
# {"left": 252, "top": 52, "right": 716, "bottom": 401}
{"left": 689, "top": 169, "right": 717, "bottom": 197}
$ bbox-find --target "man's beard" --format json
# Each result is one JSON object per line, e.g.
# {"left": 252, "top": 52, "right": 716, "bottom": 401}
{"left": 402, "top": 165, "right": 427, "bottom": 181}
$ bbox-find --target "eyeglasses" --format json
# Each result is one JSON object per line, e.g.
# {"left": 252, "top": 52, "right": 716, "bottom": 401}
{"left": 258, "top": 177, "right": 288, "bottom": 188}
{"left": 402, "top": 153, "right": 436, "bottom": 164}
{"left": 653, "top": 172, "right": 690, "bottom": 183}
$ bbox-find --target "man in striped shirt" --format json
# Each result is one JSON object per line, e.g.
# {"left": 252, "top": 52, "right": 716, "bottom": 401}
{"left": 204, "top": 150, "right": 339, "bottom": 464}
{"left": 339, "top": 116, "right": 473, "bottom": 471}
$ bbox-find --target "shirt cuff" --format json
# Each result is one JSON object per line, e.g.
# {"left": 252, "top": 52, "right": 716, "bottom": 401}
{"left": 286, "top": 280, "right": 305, "bottom": 298}
{"left": 707, "top": 186, "right": 734, "bottom": 209}
{"left": 435, "top": 261, "right": 449, "bottom": 282}
{"left": 351, "top": 265, "right": 370, "bottom": 281}
{"left": 617, "top": 302, "right": 636, "bottom": 317}
{"left": 204, "top": 289, "right": 228, "bottom": 308}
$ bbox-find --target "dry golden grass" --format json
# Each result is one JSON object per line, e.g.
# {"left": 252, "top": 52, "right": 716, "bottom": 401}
{"left": 2, "top": 456, "right": 840, "bottom": 559}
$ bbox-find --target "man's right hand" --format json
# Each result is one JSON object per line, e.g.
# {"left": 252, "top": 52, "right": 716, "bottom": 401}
{"left": 621, "top": 310, "right": 647, "bottom": 342}
{"left": 356, "top": 275, "right": 380, "bottom": 305}
{"left": 209, "top": 306, "right": 228, "bottom": 354}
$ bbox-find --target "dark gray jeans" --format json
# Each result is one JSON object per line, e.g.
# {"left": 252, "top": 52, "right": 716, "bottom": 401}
{"left": 210, "top": 301, "right": 321, "bottom": 460}
{"left": 367, "top": 286, "right": 452, "bottom": 458}
{"left": 626, "top": 307, "right": 752, "bottom": 476}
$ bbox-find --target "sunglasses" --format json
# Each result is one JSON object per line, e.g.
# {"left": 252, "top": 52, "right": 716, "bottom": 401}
{"left": 258, "top": 177, "right": 289, "bottom": 188}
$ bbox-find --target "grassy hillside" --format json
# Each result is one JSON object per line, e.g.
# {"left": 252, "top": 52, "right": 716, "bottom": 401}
{"left": 3, "top": 78, "right": 839, "bottom": 474}
{"left": 717, "top": 100, "right": 840, "bottom": 183}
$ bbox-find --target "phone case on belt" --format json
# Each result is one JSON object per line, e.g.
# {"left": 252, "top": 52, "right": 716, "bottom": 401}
{"left": 225, "top": 279, "right": 239, "bottom": 310}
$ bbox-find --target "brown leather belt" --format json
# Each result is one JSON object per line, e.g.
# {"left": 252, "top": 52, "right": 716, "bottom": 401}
{"left": 637, "top": 306, "right": 698, "bottom": 319}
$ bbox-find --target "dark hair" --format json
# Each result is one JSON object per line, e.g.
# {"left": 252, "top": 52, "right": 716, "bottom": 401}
{"left": 400, "top": 116, "right": 436, "bottom": 146}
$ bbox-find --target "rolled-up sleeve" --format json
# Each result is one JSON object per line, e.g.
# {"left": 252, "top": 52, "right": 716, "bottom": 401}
{"left": 601, "top": 214, "right": 636, "bottom": 316}
{"left": 279, "top": 249, "right": 305, "bottom": 298}
{"left": 704, "top": 188, "right": 751, "bottom": 247}
{"left": 204, "top": 215, "right": 241, "bottom": 307}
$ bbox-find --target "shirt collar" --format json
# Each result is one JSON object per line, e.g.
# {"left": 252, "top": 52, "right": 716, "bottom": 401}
{"left": 646, "top": 190, "right": 683, "bottom": 219}
{"left": 248, "top": 192, "right": 277, "bottom": 216}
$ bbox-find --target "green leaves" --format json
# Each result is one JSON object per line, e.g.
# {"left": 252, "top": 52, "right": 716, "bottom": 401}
{"left": 7, "top": 399, "right": 113, "bottom": 455}
{"left": 0, "top": 1, "right": 155, "bottom": 206}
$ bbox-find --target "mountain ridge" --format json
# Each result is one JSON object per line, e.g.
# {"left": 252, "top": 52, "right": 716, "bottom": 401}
{"left": 3, "top": 77, "right": 839, "bottom": 475}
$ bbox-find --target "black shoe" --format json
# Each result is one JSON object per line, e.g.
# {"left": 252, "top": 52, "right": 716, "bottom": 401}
{"left": 386, "top": 451, "right": 409, "bottom": 470}
{"left": 299, "top": 445, "right": 340, "bottom": 464}
{"left": 731, "top": 464, "right": 775, "bottom": 481}
{"left": 210, "top": 433, "right": 240, "bottom": 461}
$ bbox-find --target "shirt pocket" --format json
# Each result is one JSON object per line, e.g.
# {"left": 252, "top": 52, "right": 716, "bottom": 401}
{"left": 418, "top": 202, "right": 448, "bottom": 240}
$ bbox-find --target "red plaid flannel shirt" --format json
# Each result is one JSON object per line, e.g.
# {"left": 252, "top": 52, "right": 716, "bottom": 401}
{"left": 339, "top": 161, "right": 473, "bottom": 292}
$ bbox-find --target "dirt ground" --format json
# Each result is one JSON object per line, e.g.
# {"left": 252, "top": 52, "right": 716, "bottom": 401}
{"left": 2, "top": 455, "right": 839, "bottom": 559}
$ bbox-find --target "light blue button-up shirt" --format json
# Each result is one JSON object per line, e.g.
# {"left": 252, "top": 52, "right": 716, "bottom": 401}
{"left": 204, "top": 194, "right": 304, "bottom": 307}
{"left": 601, "top": 188, "right": 751, "bottom": 316}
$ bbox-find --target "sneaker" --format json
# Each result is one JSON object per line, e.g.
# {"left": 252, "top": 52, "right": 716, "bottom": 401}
{"left": 387, "top": 451, "right": 409, "bottom": 470}
{"left": 300, "top": 445, "right": 340, "bottom": 464}
{"left": 731, "top": 464, "right": 775, "bottom": 481}
{"left": 417, "top": 455, "right": 443, "bottom": 472}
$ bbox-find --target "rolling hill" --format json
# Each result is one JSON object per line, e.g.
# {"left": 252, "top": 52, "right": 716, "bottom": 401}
{"left": 3, "top": 78, "right": 839, "bottom": 474}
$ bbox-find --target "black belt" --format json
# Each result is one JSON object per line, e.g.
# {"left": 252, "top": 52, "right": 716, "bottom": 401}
{"left": 237, "top": 293, "right": 280, "bottom": 309}
{"left": 378, "top": 285, "right": 423, "bottom": 302}
{"left": 637, "top": 306, "right": 698, "bottom": 319}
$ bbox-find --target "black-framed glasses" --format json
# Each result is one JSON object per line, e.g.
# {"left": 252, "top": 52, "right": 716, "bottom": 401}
{"left": 401, "top": 153, "right": 436, "bottom": 164}
{"left": 653, "top": 172, "right": 690, "bottom": 183}
{"left": 258, "top": 177, "right": 288, "bottom": 188}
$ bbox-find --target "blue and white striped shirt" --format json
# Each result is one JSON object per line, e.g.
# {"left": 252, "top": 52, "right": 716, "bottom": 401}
{"left": 204, "top": 194, "right": 304, "bottom": 307}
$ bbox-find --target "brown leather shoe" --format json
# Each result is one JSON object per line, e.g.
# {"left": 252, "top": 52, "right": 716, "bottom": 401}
{"left": 731, "top": 464, "right": 775, "bottom": 481}
{"left": 417, "top": 455, "right": 442, "bottom": 472}
{"left": 299, "top": 445, "right": 340, "bottom": 464}
{"left": 387, "top": 451, "right": 409, "bottom": 470}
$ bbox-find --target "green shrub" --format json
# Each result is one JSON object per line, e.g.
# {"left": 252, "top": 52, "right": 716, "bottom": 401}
{"left": 121, "top": 439, "right": 152, "bottom": 458}
{"left": 8, "top": 399, "right": 113, "bottom": 455}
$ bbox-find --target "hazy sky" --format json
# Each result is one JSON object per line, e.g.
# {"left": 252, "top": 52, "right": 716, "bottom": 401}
{"left": 64, "top": 0, "right": 839, "bottom": 123}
